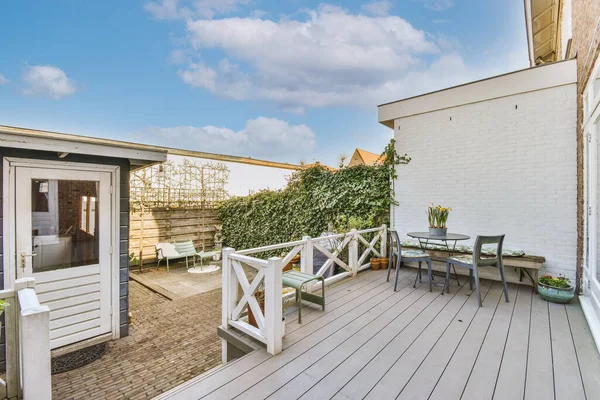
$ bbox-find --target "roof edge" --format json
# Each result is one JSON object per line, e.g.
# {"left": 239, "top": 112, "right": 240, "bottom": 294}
{"left": 377, "top": 59, "right": 577, "bottom": 124}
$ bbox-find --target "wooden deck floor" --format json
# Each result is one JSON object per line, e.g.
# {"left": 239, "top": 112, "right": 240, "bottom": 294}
{"left": 157, "top": 268, "right": 600, "bottom": 400}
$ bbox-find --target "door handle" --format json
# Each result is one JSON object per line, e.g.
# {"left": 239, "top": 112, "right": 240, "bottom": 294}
{"left": 20, "top": 252, "right": 37, "bottom": 270}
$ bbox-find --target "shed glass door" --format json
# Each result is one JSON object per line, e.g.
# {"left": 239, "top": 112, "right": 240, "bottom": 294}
{"left": 15, "top": 167, "right": 112, "bottom": 349}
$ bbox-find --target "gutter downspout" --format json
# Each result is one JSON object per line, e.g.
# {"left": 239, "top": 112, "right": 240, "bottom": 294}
{"left": 523, "top": 0, "right": 536, "bottom": 67}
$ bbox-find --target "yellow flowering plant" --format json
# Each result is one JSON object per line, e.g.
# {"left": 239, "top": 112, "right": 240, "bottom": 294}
{"left": 426, "top": 204, "right": 452, "bottom": 228}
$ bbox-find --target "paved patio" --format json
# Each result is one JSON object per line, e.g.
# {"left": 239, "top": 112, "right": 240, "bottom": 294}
{"left": 131, "top": 261, "right": 224, "bottom": 299}
{"left": 51, "top": 279, "right": 222, "bottom": 400}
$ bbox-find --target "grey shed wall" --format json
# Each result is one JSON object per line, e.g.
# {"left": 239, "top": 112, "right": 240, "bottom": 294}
{"left": 0, "top": 148, "right": 131, "bottom": 369}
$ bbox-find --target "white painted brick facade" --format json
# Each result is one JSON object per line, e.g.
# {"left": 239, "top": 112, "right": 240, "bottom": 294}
{"left": 392, "top": 83, "right": 578, "bottom": 278}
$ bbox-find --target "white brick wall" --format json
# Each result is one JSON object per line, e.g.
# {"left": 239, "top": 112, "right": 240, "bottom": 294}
{"left": 392, "top": 83, "right": 578, "bottom": 278}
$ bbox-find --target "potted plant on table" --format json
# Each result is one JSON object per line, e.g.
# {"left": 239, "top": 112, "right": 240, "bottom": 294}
{"left": 538, "top": 274, "right": 575, "bottom": 304}
{"left": 427, "top": 204, "right": 452, "bottom": 237}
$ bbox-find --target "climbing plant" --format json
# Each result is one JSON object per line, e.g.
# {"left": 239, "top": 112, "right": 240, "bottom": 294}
{"left": 217, "top": 139, "right": 410, "bottom": 250}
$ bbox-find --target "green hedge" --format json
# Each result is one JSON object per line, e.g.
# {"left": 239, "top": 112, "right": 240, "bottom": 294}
{"left": 217, "top": 140, "right": 409, "bottom": 250}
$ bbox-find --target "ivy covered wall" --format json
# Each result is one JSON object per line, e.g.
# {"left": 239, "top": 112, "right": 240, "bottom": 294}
{"left": 217, "top": 140, "right": 409, "bottom": 250}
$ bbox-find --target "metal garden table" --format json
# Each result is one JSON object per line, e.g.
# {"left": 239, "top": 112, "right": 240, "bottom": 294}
{"left": 407, "top": 232, "right": 471, "bottom": 286}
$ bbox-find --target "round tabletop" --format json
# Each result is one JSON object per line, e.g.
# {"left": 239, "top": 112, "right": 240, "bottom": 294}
{"left": 407, "top": 232, "right": 470, "bottom": 241}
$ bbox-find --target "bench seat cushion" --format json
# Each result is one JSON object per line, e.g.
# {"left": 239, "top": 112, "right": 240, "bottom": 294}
{"left": 401, "top": 250, "right": 428, "bottom": 258}
{"left": 400, "top": 239, "right": 525, "bottom": 257}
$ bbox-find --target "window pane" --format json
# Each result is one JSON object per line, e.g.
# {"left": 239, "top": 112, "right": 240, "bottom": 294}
{"left": 32, "top": 180, "right": 50, "bottom": 212}
{"left": 32, "top": 180, "right": 99, "bottom": 273}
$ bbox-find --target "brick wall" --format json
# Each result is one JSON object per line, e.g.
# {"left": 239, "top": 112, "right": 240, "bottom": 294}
{"left": 571, "top": 1, "right": 600, "bottom": 284}
{"left": 392, "top": 83, "right": 578, "bottom": 279}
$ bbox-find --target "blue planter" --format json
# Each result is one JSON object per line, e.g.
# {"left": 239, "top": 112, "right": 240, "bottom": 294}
{"left": 538, "top": 282, "right": 575, "bottom": 304}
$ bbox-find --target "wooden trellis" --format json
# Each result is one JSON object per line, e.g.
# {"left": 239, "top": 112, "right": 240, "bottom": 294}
{"left": 129, "top": 159, "right": 229, "bottom": 267}
{"left": 130, "top": 159, "right": 229, "bottom": 210}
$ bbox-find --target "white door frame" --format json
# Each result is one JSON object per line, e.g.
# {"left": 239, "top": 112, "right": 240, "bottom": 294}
{"left": 2, "top": 157, "right": 122, "bottom": 340}
{"left": 581, "top": 54, "right": 600, "bottom": 354}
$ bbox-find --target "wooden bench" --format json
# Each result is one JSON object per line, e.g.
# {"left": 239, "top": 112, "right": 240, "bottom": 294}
{"left": 401, "top": 247, "right": 545, "bottom": 290}
{"left": 282, "top": 271, "right": 325, "bottom": 323}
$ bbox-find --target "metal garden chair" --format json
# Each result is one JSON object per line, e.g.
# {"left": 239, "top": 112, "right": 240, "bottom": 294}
{"left": 445, "top": 234, "right": 509, "bottom": 307}
{"left": 386, "top": 230, "right": 433, "bottom": 292}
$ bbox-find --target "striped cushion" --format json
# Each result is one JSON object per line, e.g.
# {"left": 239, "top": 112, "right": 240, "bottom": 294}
{"left": 174, "top": 240, "right": 196, "bottom": 256}
{"left": 401, "top": 250, "right": 428, "bottom": 258}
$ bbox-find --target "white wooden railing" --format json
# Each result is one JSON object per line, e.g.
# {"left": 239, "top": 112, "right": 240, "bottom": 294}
{"left": 222, "top": 225, "right": 387, "bottom": 355}
{"left": 0, "top": 278, "right": 51, "bottom": 400}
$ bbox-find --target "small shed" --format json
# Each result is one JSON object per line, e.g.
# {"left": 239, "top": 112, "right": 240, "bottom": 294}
{"left": 0, "top": 125, "right": 167, "bottom": 354}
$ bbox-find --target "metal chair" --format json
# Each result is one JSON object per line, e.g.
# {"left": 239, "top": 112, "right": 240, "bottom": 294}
{"left": 445, "top": 235, "right": 509, "bottom": 307}
{"left": 386, "top": 230, "right": 433, "bottom": 292}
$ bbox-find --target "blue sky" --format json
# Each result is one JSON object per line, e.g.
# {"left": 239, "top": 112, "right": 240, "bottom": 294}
{"left": 0, "top": 0, "right": 528, "bottom": 166}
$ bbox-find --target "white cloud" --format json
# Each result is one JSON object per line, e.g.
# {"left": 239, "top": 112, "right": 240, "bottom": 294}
{"left": 361, "top": 1, "right": 393, "bottom": 17}
{"left": 0, "top": 74, "right": 9, "bottom": 85}
{"left": 416, "top": 0, "right": 454, "bottom": 11}
{"left": 22, "top": 65, "right": 77, "bottom": 99}
{"left": 152, "top": 2, "right": 527, "bottom": 111}
{"left": 139, "top": 117, "right": 316, "bottom": 161}
{"left": 144, "top": 0, "right": 249, "bottom": 20}
{"left": 169, "top": 49, "right": 189, "bottom": 64}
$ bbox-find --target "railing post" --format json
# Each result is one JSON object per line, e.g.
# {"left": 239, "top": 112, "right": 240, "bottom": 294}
{"left": 301, "top": 236, "right": 313, "bottom": 274}
{"left": 264, "top": 257, "right": 283, "bottom": 355}
{"left": 221, "top": 248, "right": 236, "bottom": 329}
{"left": 18, "top": 287, "right": 51, "bottom": 400}
{"left": 381, "top": 224, "right": 387, "bottom": 258}
{"left": 350, "top": 229, "right": 358, "bottom": 276}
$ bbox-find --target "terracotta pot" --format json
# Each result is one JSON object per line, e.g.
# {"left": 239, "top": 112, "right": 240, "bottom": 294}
{"left": 392, "top": 255, "right": 397, "bottom": 269}
{"left": 284, "top": 254, "right": 301, "bottom": 272}
{"left": 380, "top": 257, "right": 389, "bottom": 270}
{"left": 371, "top": 257, "right": 380, "bottom": 270}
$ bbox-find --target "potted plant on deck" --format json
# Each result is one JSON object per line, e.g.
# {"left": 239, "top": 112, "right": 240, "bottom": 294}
{"left": 427, "top": 204, "right": 452, "bottom": 237}
{"left": 538, "top": 274, "right": 575, "bottom": 304}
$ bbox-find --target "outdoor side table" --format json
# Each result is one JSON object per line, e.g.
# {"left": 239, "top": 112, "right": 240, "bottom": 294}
{"left": 406, "top": 232, "right": 471, "bottom": 287}
{"left": 282, "top": 270, "right": 325, "bottom": 324}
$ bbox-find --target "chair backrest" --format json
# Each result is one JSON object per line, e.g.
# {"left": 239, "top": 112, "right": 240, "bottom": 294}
{"left": 156, "top": 242, "right": 179, "bottom": 259}
{"left": 174, "top": 240, "right": 197, "bottom": 256}
{"left": 389, "top": 231, "right": 402, "bottom": 268}
{"left": 473, "top": 235, "right": 505, "bottom": 266}
{"left": 390, "top": 230, "right": 402, "bottom": 254}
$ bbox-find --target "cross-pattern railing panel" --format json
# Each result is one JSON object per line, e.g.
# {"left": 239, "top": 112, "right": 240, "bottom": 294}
{"left": 222, "top": 225, "right": 386, "bottom": 355}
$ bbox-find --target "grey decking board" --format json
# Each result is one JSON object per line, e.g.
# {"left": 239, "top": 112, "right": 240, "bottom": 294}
{"left": 428, "top": 282, "right": 506, "bottom": 400}
{"left": 565, "top": 301, "right": 600, "bottom": 397}
{"left": 201, "top": 273, "right": 416, "bottom": 399}
{"left": 277, "top": 283, "right": 445, "bottom": 400}
{"left": 284, "top": 269, "right": 381, "bottom": 319}
{"left": 162, "top": 272, "right": 600, "bottom": 400}
{"left": 239, "top": 277, "right": 429, "bottom": 399}
{"left": 402, "top": 282, "right": 505, "bottom": 400}
{"left": 284, "top": 271, "right": 408, "bottom": 334}
{"left": 334, "top": 279, "right": 473, "bottom": 399}
{"left": 524, "top": 292, "right": 555, "bottom": 400}
{"left": 493, "top": 285, "right": 533, "bottom": 400}
{"left": 335, "top": 279, "right": 470, "bottom": 400}
{"left": 396, "top": 282, "right": 501, "bottom": 400}
{"left": 364, "top": 281, "right": 494, "bottom": 400}
{"left": 284, "top": 269, "right": 382, "bottom": 322}
{"left": 459, "top": 283, "right": 519, "bottom": 400}
{"left": 549, "top": 302, "right": 587, "bottom": 400}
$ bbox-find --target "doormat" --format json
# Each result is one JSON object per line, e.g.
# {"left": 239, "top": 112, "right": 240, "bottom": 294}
{"left": 51, "top": 343, "right": 108, "bottom": 375}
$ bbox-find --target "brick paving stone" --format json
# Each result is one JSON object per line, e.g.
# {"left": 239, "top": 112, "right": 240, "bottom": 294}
{"left": 52, "top": 280, "right": 222, "bottom": 400}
